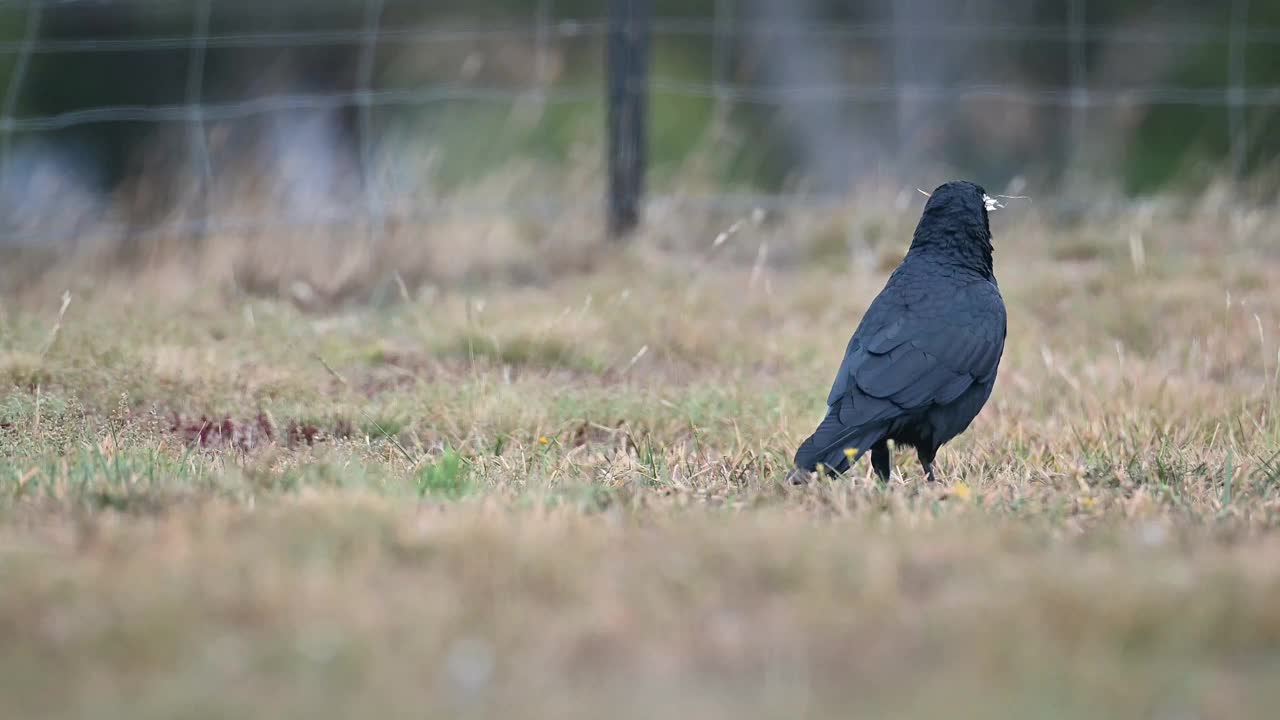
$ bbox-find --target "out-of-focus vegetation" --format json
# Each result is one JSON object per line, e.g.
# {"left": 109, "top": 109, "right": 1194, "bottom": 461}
{"left": 2, "top": 0, "right": 1279, "bottom": 212}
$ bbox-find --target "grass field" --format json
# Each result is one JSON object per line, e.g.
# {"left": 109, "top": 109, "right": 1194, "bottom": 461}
{"left": 3, "top": 196, "right": 1280, "bottom": 719}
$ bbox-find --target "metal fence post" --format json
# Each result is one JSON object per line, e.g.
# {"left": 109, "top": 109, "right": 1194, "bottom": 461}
{"left": 1228, "top": 0, "right": 1249, "bottom": 185}
{"left": 0, "top": 3, "right": 42, "bottom": 214}
{"left": 357, "top": 0, "right": 386, "bottom": 240}
{"left": 186, "top": 0, "right": 213, "bottom": 242}
{"left": 605, "top": 0, "right": 651, "bottom": 238}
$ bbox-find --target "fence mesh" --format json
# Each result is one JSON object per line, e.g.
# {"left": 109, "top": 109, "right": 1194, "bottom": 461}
{"left": 0, "top": 0, "right": 1272, "bottom": 247}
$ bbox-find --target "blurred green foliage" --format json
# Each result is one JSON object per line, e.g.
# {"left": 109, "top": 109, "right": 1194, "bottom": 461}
{"left": 0, "top": 0, "right": 1277, "bottom": 195}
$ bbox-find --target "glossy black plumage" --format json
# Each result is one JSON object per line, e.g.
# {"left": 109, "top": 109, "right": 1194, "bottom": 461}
{"left": 792, "top": 181, "right": 1007, "bottom": 483}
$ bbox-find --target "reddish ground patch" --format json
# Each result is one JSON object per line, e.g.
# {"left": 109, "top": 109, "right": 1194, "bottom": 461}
{"left": 166, "top": 412, "right": 350, "bottom": 452}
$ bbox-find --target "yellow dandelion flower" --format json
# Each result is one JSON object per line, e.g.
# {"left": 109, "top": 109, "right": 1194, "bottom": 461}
{"left": 952, "top": 482, "right": 972, "bottom": 501}
{"left": 843, "top": 447, "right": 859, "bottom": 458}
{"left": 538, "top": 436, "right": 550, "bottom": 445}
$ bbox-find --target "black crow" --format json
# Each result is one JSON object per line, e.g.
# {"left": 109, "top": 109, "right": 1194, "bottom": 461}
{"left": 791, "top": 180, "right": 1006, "bottom": 483}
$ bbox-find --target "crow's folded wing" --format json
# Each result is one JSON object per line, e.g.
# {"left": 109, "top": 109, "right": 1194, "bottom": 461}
{"left": 825, "top": 279, "right": 1005, "bottom": 420}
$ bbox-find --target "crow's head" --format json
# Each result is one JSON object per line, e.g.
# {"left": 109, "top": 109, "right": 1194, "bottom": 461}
{"left": 911, "top": 180, "right": 996, "bottom": 274}
{"left": 922, "top": 180, "right": 995, "bottom": 229}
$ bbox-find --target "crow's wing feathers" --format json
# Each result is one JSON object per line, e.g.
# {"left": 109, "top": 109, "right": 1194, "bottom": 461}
{"left": 828, "top": 278, "right": 1004, "bottom": 415}
{"left": 862, "top": 317, "right": 907, "bottom": 353}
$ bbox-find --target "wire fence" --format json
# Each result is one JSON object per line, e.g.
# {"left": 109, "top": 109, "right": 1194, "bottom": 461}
{"left": 0, "top": 0, "right": 1273, "bottom": 247}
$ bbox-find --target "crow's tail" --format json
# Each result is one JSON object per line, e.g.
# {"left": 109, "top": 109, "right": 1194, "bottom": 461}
{"left": 793, "top": 405, "right": 887, "bottom": 476}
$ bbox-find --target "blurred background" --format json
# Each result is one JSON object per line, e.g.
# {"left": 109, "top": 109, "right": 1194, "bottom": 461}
{"left": 0, "top": 0, "right": 1276, "bottom": 266}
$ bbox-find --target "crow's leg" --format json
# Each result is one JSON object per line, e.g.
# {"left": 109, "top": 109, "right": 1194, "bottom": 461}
{"left": 917, "top": 446, "right": 938, "bottom": 483}
{"left": 870, "top": 440, "right": 892, "bottom": 482}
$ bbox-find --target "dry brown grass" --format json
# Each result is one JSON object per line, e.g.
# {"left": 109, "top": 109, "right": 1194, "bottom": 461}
{"left": 2, "top": 193, "right": 1280, "bottom": 718}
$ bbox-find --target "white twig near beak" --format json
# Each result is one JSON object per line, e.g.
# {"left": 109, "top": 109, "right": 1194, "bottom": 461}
{"left": 994, "top": 194, "right": 1032, "bottom": 202}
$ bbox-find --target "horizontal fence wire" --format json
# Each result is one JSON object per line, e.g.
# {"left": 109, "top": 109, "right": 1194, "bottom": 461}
{"left": 0, "top": 22, "right": 609, "bottom": 54}
{"left": 9, "top": 19, "right": 1280, "bottom": 54}
{"left": 0, "top": 5, "right": 1273, "bottom": 246}
{"left": 7, "top": 82, "right": 1280, "bottom": 134}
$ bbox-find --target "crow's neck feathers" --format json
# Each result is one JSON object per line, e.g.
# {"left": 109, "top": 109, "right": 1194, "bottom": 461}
{"left": 907, "top": 204, "right": 994, "bottom": 277}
